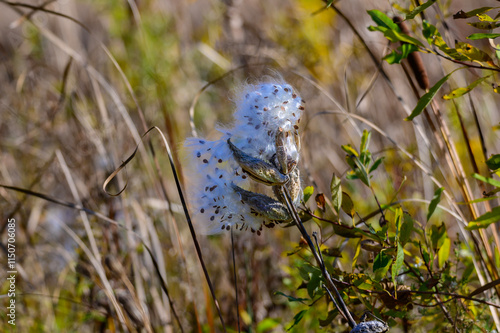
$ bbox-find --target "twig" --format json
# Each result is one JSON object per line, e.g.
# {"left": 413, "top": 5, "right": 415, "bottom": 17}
{"left": 280, "top": 186, "right": 357, "bottom": 328}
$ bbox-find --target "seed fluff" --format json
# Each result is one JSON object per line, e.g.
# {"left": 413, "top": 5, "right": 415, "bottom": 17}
{"left": 184, "top": 78, "right": 304, "bottom": 235}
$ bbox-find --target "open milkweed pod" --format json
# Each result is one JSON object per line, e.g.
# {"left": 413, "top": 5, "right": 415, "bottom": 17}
{"left": 183, "top": 78, "right": 304, "bottom": 235}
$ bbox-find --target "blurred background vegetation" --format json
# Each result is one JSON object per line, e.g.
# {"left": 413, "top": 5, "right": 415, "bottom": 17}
{"left": 1, "top": 0, "right": 500, "bottom": 332}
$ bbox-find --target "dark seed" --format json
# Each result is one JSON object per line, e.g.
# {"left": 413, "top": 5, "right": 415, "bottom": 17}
{"left": 196, "top": 152, "right": 201, "bottom": 158}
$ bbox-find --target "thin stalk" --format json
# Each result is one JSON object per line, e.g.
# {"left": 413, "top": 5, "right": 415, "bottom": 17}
{"left": 231, "top": 230, "right": 241, "bottom": 333}
{"left": 280, "top": 186, "right": 357, "bottom": 328}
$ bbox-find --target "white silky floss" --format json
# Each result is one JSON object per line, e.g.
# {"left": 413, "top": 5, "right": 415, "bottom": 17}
{"left": 184, "top": 80, "right": 304, "bottom": 235}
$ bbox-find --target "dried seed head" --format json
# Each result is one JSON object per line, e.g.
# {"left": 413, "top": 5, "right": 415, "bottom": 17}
{"left": 350, "top": 321, "right": 389, "bottom": 333}
{"left": 184, "top": 78, "right": 304, "bottom": 234}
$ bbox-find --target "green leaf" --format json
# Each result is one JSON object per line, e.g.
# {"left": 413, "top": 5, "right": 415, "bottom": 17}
{"left": 473, "top": 173, "right": 500, "bottom": 187}
{"left": 430, "top": 223, "right": 447, "bottom": 250}
{"left": 341, "top": 191, "right": 355, "bottom": 217}
{"left": 353, "top": 275, "right": 375, "bottom": 290}
{"left": 370, "top": 25, "right": 424, "bottom": 46}
{"left": 286, "top": 309, "right": 308, "bottom": 331}
{"left": 406, "top": 69, "right": 459, "bottom": 121}
{"left": 367, "top": 10, "right": 399, "bottom": 31}
{"left": 477, "top": 13, "right": 497, "bottom": 22}
{"left": 373, "top": 251, "right": 392, "bottom": 281}
{"left": 467, "top": 21, "right": 500, "bottom": 30}
{"left": 330, "top": 175, "right": 342, "bottom": 214}
{"left": 303, "top": 186, "right": 314, "bottom": 203}
{"left": 467, "top": 33, "right": 500, "bottom": 40}
{"left": 359, "top": 150, "right": 372, "bottom": 166}
{"left": 369, "top": 157, "right": 385, "bottom": 174}
{"left": 467, "top": 206, "right": 500, "bottom": 230}
{"left": 384, "top": 43, "right": 419, "bottom": 64}
{"left": 443, "top": 75, "right": 492, "bottom": 100}
{"left": 422, "top": 22, "right": 469, "bottom": 60}
{"left": 438, "top": 237, "right": 451, "bottom": 269}
{"left": 400, "top": 212, "right": 414, "bottom": 246}
{"left": 342, "top": 144, "right": 359, "bottom": 157}
{"left": 486, "top": 154, "right": 500, "bottom": 171}
{"left": 275, "top": 291, "right": 308, "bottom": 303}
{"left": 360, "top": 129, "right": 371, "bottom": 153}
{"left": 406, "top": 0, "right": 437, "bottom": 20}
{"left": 443, "top": 80, "right": 491, "bottom": 99}
{"left": 427, "top": 187, "right": 444, "bottom": 221}
{"left": 394, "top": 207, "right": 403, "bottom": 241}
{"left": 392, "top": 243, "right": 405, "bottom": 288}
{"left": 456, "top": 42, "right": 494, "bottom": 66}
{"left": 307, "top": 271, "right": 322, "bottom": 298}
{"left": 453, "top": 7, "right": 495, "bottom": 19}
{"left": 352, "top": 239, "right": 362, "bottom": 271}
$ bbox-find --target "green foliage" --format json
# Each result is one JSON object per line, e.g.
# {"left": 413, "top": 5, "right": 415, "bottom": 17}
{"left": 406, "top": 70, "right": 459, "bottom": 121}
{"left": 368, "top": 6, "right": 500, "bottom": 122}
{"left": 486, "top": 154, "right": 500, "bottom": 171}
{"left": 427, "top": 187, "right": 444, "bottom": 221}
{"left": 342, "top": 130, "right": 384, "bottom": 186}
{"left": 303, "top": 186, "right": 314, "bottom": 203}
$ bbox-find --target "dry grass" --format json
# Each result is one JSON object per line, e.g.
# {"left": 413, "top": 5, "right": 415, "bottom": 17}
{"left": 1, "top": 0, "right": 500, "bottom": 332}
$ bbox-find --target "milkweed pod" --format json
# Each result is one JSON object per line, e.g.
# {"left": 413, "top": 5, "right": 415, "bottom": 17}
{"left": 227, "top": 138, "right": 289, "bottom": 186}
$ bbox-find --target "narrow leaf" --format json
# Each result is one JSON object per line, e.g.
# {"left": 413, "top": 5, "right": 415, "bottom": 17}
{"left": 438, "top": 237, "right": 451, "bottom": 269}
{"left": 467, "top": 33, "right": 500, "bottom": 40}
{"left": 330, "top": 174, "right": 342, "bottom": 214}
{"left": 473, "top": 173, "right": 500, "bottom": 187}
{"left": 406, "top": 0, "right": 437, "bottom": 20}
{"left": 369, "top": 157, "right": 385, "bottom": 174}
{"left": 367, "top": 10, "right": 399, "bottom": 31}
{"left": 453, "top": 7, "right": 495, "bottom": 19}
{"left": 427, "top": 187, "right": 444, "bottom": 221}
{"left": 352, "top": 239, "right": 362, "bottom": 271}
{"left": 392, "top": 243, "right": 405, "bottom": 288}
{"left": 360, "top": 129, "right": 371, "bottom": 153}
{"left": 287, "top": 309, "right": 308, "bottom": 331}
{"left": 443, "top": 75, "right": 491, "bottom": 100}
{"left": 467, "top": 206, "right": 500, "bottom": 230}
{"left": 406, "top": 69, "right": 459, "bottom": 121}
{"left": 467, "top": 21, "right": 500, "bottom": 30}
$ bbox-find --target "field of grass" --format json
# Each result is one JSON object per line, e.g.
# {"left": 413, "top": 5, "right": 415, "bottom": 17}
{"left": 1, "top": 0, "right": 500, "bottom": 332}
